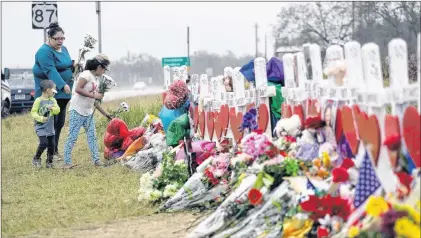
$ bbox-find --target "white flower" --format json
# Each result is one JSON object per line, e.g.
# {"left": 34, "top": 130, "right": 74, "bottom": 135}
{"left": 149, "top": 190, "right": 163, "bottom": 201}
{"left": 295, "top": 213, "right": 309, "bottom": 220}
{"left": 318, "top": 214, "right": 332, "bottom": 227}
{"left": 163, "top": 184, "right": 179, "bottom": 198}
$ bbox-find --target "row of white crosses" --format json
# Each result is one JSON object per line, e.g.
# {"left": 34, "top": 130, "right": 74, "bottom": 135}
{"left": 189, "top": 58, "right": 276, "bottom": 144}
{"left": 280, "top": 34, "right": 420, "bottom": 228}
{"left": 163, "top": 65, "right": 189, "bottom": 90}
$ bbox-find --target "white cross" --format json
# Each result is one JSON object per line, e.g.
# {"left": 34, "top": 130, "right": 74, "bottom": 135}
{"left": 254, "top": 57, "right": 276, "bottom": 138}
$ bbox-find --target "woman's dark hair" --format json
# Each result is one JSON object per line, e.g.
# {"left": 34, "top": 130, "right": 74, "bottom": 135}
{"left": 47, "top": 22, "right": 64, "bottom": 38}
{"left": 85, "top": 56, "right": 110, "bottom": 71}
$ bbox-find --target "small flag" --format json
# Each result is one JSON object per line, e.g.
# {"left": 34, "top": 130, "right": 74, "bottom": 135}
{"left": 306, "top": 177, "right": 317, "bottom": 191}
{"left": 353, "top": 151, "right": 381, "bottom": 208}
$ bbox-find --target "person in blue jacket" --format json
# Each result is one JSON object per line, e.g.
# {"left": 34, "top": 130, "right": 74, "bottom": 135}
{"left": 32, "top": 22, "right": 77, "bottom": 161}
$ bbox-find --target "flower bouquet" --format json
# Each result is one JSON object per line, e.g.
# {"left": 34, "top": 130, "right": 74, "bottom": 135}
{"left": 72, "top": 33, "right": 97, "bottom": 82}
{"left": 213, "top": 181, "right": 298, "bottom": 238}
{"left": 159, "top": 153, "right": 232, "bottom": 212}
{"left": 138, "top": 150, "right": 189, "bottom": 203}
{"left": 124, "top": 133, "right": 167, "bottom": 173}
{"left": 187, "top": 173, "right": 258, "bottom": 238}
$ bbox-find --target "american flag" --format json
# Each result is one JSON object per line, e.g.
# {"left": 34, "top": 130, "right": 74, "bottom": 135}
{"left": 353, "top": 151, "right": 381, "bottom": 208}
{"left": 306, "top": 177, "right": 317, "bottom": 191}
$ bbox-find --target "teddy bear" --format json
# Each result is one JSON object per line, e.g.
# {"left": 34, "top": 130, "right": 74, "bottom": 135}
{"left": 274, "top": 114, "right": 302, "bottom": 139}
{"left": 295, "top": 116, "right": 324, "bottom": 162}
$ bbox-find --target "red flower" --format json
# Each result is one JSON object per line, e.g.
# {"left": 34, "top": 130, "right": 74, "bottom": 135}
{"left": 300, "top": 195, "right": 351, "bottom": 221}
{"left": 383, "top": 133, "right": 401, "bottom": 151}
{"left": 317, "top": 227, "right": 329, "bottom": 238}
{"left": 341, "top": 158, "right": 355, "bottom": 169}
{"left": 252, "top": 129, "right": 264, "bottom": 134}
{"left": 332, "top": 167, "right": 349, "bottom": 183}
{"left": 248, "top": 188, "right": 263, "bottom": 205}
{"left": 305, "top": 116, "right": 323, "bottom": 129}
{"left": 395, "top": 171, "right": 413, "bottom": 196}
{"left": 280, "top": 150, "right": 288, "bottom": 157}
{"left": 324, "top": 195, "right": 351, "bottom": 221}
{"left": 285, "top": 135, "right": 296, "bottom": 143}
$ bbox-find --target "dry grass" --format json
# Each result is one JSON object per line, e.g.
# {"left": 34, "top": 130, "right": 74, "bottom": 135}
{"left": 1, "top": 94, "right": 163, "bottom": 237}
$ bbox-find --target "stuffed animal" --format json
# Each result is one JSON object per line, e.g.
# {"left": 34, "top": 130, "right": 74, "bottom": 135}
{"left": 296, "top": 116, "right": 324, "bottom": 162}
{"left": 274, "top": 114, "right": 302, "bottom": 138}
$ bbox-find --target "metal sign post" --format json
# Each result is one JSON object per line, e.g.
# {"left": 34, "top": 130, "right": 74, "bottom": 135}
{"left": 32, "top": 2, "right": 58, "bottom": 43}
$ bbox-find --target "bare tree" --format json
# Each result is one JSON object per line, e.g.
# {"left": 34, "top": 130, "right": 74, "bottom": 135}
{"left": 273, "top": 2, "right": 355, "bottom": 50}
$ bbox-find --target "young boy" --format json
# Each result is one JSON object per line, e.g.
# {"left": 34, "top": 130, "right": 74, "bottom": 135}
{"left": 30, "top": 80, "right": 60, "bottom": 168}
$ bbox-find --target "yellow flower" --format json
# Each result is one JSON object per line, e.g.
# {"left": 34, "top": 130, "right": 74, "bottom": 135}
{"left": 366, "top": 196, "right": 389, "bottom": 217}
{"left": 322, "top": 152, "right": 331, "bottom": 168}
{"left": 283, "top": 219, "right": 313, "bottom": 237}
{"left": 416, "top": 200, "right": 421, "bottom": 211}
{"left": 394, "top": 204, "right": 420, "bottom": 224}
{"left": 348, "top": 226, "right": 360, "bottom": 238}
{"left": 394, "top": 217, "right": 421, "bottom": 238}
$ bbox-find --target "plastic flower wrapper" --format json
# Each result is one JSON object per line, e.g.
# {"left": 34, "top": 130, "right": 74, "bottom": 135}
{"left": 191, "top": 171, "right": 275, "bottom": 237}
{"left": 159, "top": 154, "right": 231, "bottom": 212}
{"left": 188, "top": 174, "right": 258, "bottom": 238}
{"left": 213, "top": 181, "right": 299, "bottom": 238}
{"left": 124, "top": 147, "right": 158, "bottom": 173}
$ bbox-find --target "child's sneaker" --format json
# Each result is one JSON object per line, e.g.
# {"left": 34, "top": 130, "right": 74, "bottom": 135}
{"left": 53, "top": 153, "right": 63, "bottom": 161}
{"left": 94, "top": 161, "right": 104, "bottom": 167}
{"left": 61, "top": 163, "right": 75, "bottom": 169}
{"left": 46, "top": 163, "right": 53, "bottom": 168}
{"left": 32, "top": 158, "right": 41, "bottom": 168}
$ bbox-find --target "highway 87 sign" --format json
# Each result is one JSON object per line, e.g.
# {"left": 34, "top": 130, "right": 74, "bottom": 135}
{"left": 32, "top": 2, "right": 58, "bottom": 29}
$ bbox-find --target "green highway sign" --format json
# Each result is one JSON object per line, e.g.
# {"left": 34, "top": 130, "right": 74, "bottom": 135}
{"left": 162, "top": 57, "right": 191, "bottom": 67}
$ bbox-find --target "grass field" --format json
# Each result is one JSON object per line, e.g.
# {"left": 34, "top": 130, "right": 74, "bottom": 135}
{"left": 1, "top": 94, "right": 165, "bottom": 237}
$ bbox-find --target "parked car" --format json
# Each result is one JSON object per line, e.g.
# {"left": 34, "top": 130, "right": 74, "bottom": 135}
{"left": 9, "top": 73, "right": 36, "bottom": 113}
{"left": 133, "top": 81, "right": 146, "bottom": 90}
{"left": 1, "top": 68, "right": 12, "bottom": 118}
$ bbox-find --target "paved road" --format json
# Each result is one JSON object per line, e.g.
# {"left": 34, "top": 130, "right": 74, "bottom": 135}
{"left": 103, "top": 86, "right": 164, "bottom": 102}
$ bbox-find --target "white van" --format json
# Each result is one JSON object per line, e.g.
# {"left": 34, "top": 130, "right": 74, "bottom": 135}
{"left": 1, "top": 68, "right": 12, "bottom": 118}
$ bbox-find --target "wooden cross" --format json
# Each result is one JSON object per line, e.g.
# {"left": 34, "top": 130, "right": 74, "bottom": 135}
{"left": 163, "top": 65, "right": 171, "bottom": 90}
{"left": 254, "top": 57, "right": 277, "bottom": 138}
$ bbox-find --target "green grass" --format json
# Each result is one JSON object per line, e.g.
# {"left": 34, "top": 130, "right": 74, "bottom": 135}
{"left": 1, "top": 95, "right": 163, "bottom": 237}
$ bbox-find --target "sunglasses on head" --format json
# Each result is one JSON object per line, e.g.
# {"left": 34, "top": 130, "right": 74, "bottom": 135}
{"left": 51, "top": 36, "right": 65, "bottom": 41}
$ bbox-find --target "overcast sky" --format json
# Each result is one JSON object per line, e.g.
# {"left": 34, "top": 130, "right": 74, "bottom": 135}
{"left": 1, "top": 1, "right": 286, "bottom": 68}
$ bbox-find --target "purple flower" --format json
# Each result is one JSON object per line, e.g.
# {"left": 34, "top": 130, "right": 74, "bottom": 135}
{"left": 249, "top": 108, "right": 257, "bottom": 115}
{"left": 244, "top": 113, "right": 253, "bottom": 120}
{"left": 380, "top": 209, "right": 408, "bottom": 237}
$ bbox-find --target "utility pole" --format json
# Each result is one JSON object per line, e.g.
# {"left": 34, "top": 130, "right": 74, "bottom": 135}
{"left": 352, "top": 1, "right": 355, "bottom": 39}
{"left": 254, "top": 23, "right": 259, "bottom": 58}
{"left": 264, "top": 33, "right": 267, "bottom": 60}
{"left": 96, "top": 1, "right": 102, "bottom": 53}
{"left": 43, "top": 2, "right": 47, "bottom": 43}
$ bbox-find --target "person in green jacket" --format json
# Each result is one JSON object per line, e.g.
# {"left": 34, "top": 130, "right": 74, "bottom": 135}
{"left": 30, "top": 80, "right": 60, "bottom": 168}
